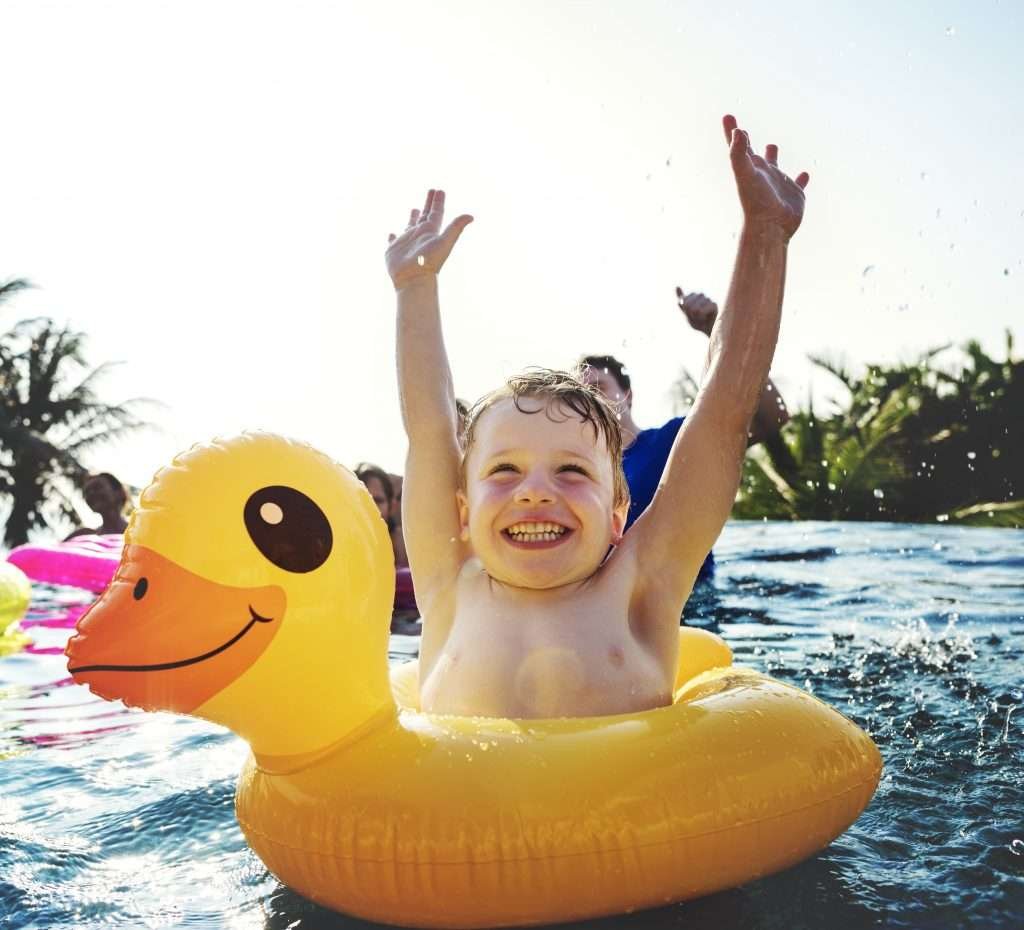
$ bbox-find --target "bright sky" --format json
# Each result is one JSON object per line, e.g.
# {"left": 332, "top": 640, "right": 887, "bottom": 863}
{"left": 1, "top": 0, "right": 1020, "bottom": 492}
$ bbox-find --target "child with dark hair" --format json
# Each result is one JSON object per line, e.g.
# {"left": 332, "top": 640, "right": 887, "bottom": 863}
{"left": 386, "top": 115, "right": 808, "bottom": 718}
{"left": 355, "top": 462, "right": 418, "bottom": 631}
{"left": 354, "top": 463, "right": 396, "bottom": 526}
{"left": 65, "top": 473, "right": 130, "bottom": 540}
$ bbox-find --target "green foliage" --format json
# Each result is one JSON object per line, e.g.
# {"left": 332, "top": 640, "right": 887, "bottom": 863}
{"left": 675, "top": 334, "right": 1022, "bottom": 527}
{"left": 744, "top": 336, "right": 1021, "bottom": 526}
{"left": 0, "top": 280, "right": 153, "bottom": 545}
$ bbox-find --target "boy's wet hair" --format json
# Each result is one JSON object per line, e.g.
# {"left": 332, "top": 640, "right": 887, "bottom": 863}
{"left": 577, "top": 355, "right": 631, "bottom": 393}
{"left": 461, "top": 368, "right": 630, "bottom": 508}
{"left": 354, "top": 463, "right": 395, "bottom": 503}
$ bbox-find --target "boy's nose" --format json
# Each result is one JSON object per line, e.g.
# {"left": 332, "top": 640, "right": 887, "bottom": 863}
{"left": 514, "top": 475, "right": 555, "bottom": 504}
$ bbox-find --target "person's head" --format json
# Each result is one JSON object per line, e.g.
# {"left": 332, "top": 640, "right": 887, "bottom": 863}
{"left": 458, "top": 369, "right": 629, "bottom": 590}
{"left": 82, "top": 472, "right": 129, "bottom": 518}
{"left": 354, "top": 463, "right": 395, "bottom": 525}
{"left": 576, "top": 355, "right": 633, "bottom": 415}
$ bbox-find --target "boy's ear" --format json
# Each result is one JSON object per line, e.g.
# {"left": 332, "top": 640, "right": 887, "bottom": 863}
{"left": 456, "top": 489, "right": 471, "bottom": 542}
{"left": 624, "top": 388, "right": 634, "bottom": 411}
{"left": 610, "top": 501, "right": 628, "bottom": 545}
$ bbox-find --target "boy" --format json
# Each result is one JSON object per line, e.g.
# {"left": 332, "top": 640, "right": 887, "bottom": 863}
{"left": 386, "top": 114, "right": 808, "bottom": 718}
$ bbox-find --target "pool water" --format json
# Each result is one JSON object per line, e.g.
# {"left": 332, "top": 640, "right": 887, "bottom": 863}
{"left": 1, "top": 522, "right": 1022, "bottom": 929}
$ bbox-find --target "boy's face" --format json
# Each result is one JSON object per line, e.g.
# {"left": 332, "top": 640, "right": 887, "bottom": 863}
{"left": 458, "top": 397, "right": 627, "bottom": 590}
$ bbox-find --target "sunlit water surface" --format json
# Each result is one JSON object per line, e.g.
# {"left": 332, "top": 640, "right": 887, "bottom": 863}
{"left": 1, "top": 522, "right": 1022, "bottom": 930}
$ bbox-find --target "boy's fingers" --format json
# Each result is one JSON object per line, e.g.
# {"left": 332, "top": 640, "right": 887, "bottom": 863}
{"left": 421, "top": 189, "right": 435, "bottom": 219}
{"left": 430, "top": 189, "right": 447, "bottom": 225}
{"left": 407, "top": 209, "right": 420, "bottom": 228}
{"left": 722, "top": 114, "right": 737, "bottom": 145}
{"left": 765, "top": 144, "right": 778, "bottom": 165}
{"left": 795, "top": 172, "right": 810, "bottom": 190}
{"left": 729, "top": 128, "right": 751, "bottom": 166}
{"left": 441, "top": 214, "right": 474, "bottom": 247}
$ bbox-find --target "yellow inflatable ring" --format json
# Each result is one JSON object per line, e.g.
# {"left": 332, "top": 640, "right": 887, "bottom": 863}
{"left": 67, "top": 434, "right": 882, "bottom": 928}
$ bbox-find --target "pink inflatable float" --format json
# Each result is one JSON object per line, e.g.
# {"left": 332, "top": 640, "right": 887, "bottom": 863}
{"left": 7, "top": 534, "right": 122, "bottom": 594}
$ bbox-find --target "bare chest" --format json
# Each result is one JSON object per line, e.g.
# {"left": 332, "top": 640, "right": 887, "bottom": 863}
{"left": 421, "top": 575, "right": 668, "bottom": 718}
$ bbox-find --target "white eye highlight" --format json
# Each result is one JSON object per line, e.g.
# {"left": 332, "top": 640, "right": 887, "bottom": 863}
{"left": 260, "top": 502, "right": 284, "bottom": 525}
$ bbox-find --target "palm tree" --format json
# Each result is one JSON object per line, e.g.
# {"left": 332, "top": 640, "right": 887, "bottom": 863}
{"left": 1, "top": 302, "right": 154, "bottom": 546}
{"left": 0, "top": 278, "right": 31, "bottom": 310}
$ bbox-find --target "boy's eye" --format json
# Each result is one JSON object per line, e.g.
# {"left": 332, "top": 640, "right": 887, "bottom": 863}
{"left": 558, "top": 464, "right": 590, "bottom": 477}
{"left": 487, "top": 463, "right": 518, "bottom": 476}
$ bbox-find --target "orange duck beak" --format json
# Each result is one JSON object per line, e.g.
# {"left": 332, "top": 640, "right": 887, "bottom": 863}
{"left": 66, "top": 545, "right": 285, "bottom": 714}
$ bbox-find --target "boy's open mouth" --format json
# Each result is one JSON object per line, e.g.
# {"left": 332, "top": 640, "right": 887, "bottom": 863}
{"left": 502, "top": 522, "right": 571, "bottom": 547}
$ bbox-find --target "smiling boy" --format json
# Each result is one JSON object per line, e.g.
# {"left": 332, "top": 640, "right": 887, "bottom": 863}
{"left": 386, "top": 115, "right": 809, "bottom": 718}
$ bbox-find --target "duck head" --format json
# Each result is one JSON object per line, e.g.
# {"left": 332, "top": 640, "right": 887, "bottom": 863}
{"left": 66, "top": 433, "right": 396, "bottom": 763}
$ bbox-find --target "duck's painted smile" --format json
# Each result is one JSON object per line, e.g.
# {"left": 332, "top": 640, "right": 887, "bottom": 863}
{"left": 66, "top": 545, "right": 285, "bottom": 714}
{"left": 68, "top": 605, "right": 275, "bottom": 675}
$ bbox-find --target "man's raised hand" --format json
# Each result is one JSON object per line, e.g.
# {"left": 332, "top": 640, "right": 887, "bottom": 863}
{"left": 386, "top": 189, "right": 473, "bottom": 289}
{"left": 676, "top": 287, "right": 719, "bottom": 336}
{"left": 723, "top": 115, "right": 809, "bottom": 241}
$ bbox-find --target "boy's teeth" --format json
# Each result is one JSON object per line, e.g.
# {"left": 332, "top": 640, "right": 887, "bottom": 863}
{"left": 506, "top": 521, "right": 567, "bottom": 541}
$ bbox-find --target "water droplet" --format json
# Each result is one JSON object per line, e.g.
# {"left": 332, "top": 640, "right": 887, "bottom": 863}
{"left": 873, "top": 488, "right": 885, "bottom": 499}
{"left": 936, "top": 514, "right": 949, "bottom": 523}
{"left": 1010, "top": 838, "right": 1024, "bottom": 856}
{"left": 967, "top": 451, "right": 976, "bottom": 459}
{"left": 862, "top": 265, "right": 875, "bottom": 277}
{"left": 944, "top": 25, "right": 956, "bottom": 37}
{"left": 1004, "top": 268, "right": 1011, "bottom": 276}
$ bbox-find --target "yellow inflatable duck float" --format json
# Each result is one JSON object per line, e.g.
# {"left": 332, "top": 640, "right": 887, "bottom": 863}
{"left": 67, "top": 433, "right": 882, "bottom": 929}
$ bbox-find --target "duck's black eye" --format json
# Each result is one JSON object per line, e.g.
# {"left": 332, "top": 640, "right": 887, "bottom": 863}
{"left": 244, "top": 485, "right": 333, "bottom": 573}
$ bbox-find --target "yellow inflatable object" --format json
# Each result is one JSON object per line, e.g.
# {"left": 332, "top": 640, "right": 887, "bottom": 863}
{"left": 0, "top": 562, "right": 31, "bottom": 656}
{"left": 67, "top": 433, "right": 883, "bottom": 928}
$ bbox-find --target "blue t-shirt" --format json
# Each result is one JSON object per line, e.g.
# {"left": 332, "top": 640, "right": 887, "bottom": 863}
{"left": 622, "top": 416, "right": 715, "bottom": 579}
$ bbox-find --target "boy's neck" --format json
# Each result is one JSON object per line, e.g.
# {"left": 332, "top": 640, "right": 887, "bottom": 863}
{"left": 482, "top": 564, "right": 601, "bottom": 601}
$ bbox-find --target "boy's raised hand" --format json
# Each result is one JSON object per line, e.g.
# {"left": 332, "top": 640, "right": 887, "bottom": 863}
{"left": 723, "top": 114, "right": 809, "bottom": 241}
{"left": 386, "top": 189, "right": 473, "bottom": 289}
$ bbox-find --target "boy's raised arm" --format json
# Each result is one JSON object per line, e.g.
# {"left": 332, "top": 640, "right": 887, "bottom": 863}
{"left": 627, "top": 116, "right": 809, "bottom": 633}
{"left": 386, "top": 190, "right": 473, "bottom": 617}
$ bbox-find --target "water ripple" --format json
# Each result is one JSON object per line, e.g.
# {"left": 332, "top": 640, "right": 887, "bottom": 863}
{"left": 1, "top": 522, "right": 1021, "bottom": 929}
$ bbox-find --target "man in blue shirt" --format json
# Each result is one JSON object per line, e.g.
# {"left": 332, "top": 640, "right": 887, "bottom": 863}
{"left": 579, "top": 288, "right": 790, "bottom": 582}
